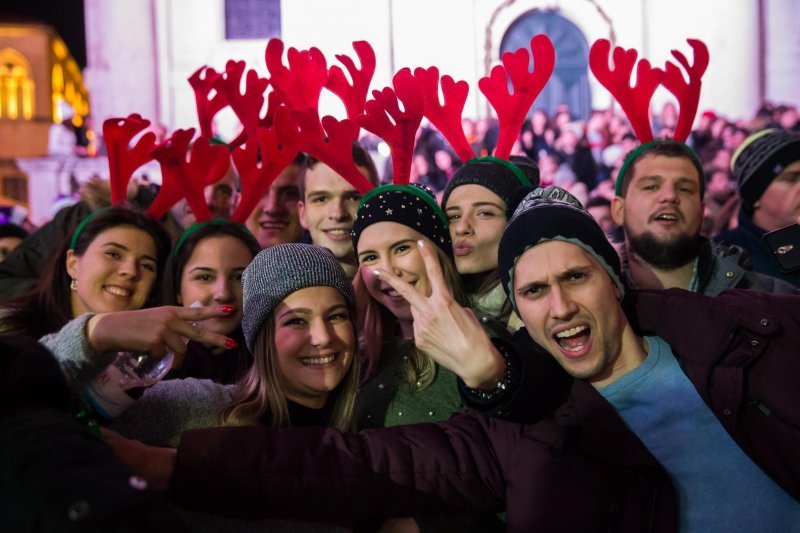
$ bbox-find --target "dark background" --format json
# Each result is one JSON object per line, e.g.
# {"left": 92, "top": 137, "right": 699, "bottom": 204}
{"left": 1, "top": 0, "right": 86, "bottom": 68}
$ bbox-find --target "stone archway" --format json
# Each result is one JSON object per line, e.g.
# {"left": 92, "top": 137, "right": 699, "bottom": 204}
{"left": 499, "top": 9, "right": 592, "bottom": 120}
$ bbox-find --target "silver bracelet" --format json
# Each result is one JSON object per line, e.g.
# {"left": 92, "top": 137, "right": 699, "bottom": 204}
{"left": 464, "top": 343, "right": 513, "bottom": 402}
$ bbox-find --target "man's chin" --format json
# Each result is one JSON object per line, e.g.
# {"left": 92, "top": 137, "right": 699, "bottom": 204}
{"left": 628, "top": 231, "right": 702, "bottom": 269}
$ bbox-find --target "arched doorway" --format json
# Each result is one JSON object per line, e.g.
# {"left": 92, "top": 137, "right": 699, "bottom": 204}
{"left": 500, "top": 9, "right": 591, "bottom": 120}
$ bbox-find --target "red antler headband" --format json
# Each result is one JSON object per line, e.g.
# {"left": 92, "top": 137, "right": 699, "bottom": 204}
{"left": 589, "top": 38, "right": 709, "bottom": 143}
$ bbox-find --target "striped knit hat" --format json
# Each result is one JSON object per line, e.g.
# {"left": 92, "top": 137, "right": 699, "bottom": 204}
{"left": 241, "top": 243, "right": 357, "bottom": 351}
{"left": 732, "top": 129, "right": 800, "bottom": 214}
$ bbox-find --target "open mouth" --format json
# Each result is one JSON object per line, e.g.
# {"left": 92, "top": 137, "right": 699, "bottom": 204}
{"left": 259, "top": 220, "right": 288, "bottom": 230}
{"left": 554, "top": 325, "right": 591, "bottom": 355}
{"left": 299, "top": 354, "right": 337, "bottom": 366}
{"left": 104, "top": 285, "right": 131, "bottom": 298}
{"left": 323, "top": 228, "right": 351, "bottom": 240}
{"left": 652, "top": 212, "right": 680, "bottom": 223}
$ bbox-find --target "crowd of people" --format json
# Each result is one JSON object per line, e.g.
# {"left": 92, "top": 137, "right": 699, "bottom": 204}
{"left": 2, "top": 36, "right": 800, "bottom": 532}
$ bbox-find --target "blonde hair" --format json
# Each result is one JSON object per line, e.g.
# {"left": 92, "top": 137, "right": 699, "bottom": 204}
{"left": 355, "top": 244, "right": 468, "bottom": 392}
{"left": 219, "top": 310, "right": 360, "bottom": 432}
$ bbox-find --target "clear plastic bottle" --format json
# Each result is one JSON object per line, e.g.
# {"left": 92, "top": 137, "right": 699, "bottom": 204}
{"left": 83, "top": 350, "right": 174, "bottom": 420}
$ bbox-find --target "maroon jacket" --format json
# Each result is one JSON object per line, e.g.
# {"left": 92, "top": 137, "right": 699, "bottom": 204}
{"left": 171, "top": 289, "right": 800, "bottom": 531}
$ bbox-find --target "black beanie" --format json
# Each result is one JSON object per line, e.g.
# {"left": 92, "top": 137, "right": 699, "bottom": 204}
{"left": 732, "top": 129, "right": 800, "bottom": 214}
{"left": 352, "top": 184, "right": 452, "bottom": 258}
{"left": 498, "top": 186, "right": 625, "bottom": 315}
{"left": 440, "top": 156, "right": 539, "bottom": 215}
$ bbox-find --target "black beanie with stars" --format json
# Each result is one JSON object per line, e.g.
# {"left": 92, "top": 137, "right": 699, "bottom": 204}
{"left": 352, "top": 184, "right": 452, "bottom": 258}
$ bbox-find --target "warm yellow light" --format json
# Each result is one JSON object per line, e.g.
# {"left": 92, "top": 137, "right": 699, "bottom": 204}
{"left": 6, "top": 78, "right": 19, "bottom": 119}
{"left": 52, "top": 64, "right": 63, "bottom": 92}
{"left": 22, "top": 79, "right": 34, "bottom": 119}
{"left": 52, "top": 38, "right": 67, "bottom": 60}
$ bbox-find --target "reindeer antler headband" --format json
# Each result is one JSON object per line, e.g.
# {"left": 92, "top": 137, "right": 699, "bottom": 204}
{"left": 589, "top": 38, "right": 710, "bottom": 196}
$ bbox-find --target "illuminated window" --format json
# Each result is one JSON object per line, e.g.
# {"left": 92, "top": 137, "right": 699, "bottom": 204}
{"left": 225, "top": 0, "right": 281, "bottom": 39}
{"left": 0, "top": 48, "right": 35, "bottom": 120}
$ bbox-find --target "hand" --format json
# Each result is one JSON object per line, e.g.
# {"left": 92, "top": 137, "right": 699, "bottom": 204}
{"left": 86, "top": 304, "right": 239, "bottom": 368}
{"left": 102, "top": 428, "right": 176, "bottom": 491}
{"left": 372, "top": 239, "right": 506, "bottom": 389}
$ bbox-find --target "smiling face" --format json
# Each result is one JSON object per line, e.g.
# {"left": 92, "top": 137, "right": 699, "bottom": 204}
{"left": 246, "top": 164, "right": 303, "bottom": 248}
{"left": 66, "top": 225, "right": 158, "bottom": 316}
{"left": 445, "top": 184, "right": 507, "bottom": 275}
{"left": 178, "top": 235, "right": 254, "bottom": 336}
{"left": 513, "top": 240, "right": 644, "bottom": 387}
{"left": 273, "top": 286, "right": 356, "bottom": 409}
{"left": 298, "top": 163, "right": 365, "bottom": 264}
{"left": 356, "top": 221, "right": 432, "bottom": 322}
{"left": 612, "top": 154, "right": 704, "bottom": 268}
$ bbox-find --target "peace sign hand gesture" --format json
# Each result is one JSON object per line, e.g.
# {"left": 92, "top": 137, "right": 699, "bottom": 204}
{"left": 371, "top": 239, "right": 506, "bottom": 389}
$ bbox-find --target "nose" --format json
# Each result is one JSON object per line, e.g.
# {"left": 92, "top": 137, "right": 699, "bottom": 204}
{"left": 375, "top": 256, "right": 403, "bottom": 277}
{"left": 118, "top": 257, "right": 141, "bottom": 280}
{"left": 549, "top": 285, "right": 578, "bottom": 322}
{"left": 328, "top": 197, "right": 349, "bottom": 221}
{"left": 658, "top": 186, "right": 679, "bottom": 204}
{"left": 212, "top": 276, "right": 235, "bottom": 304}
{"left": 261, "top": 190, "right": 285, "bottom": 215}
{"left": 452, "top": 215, "right": 473, "bottom": 236}
{"left": 309, "top": 316, "right": 333, "bottom": 348}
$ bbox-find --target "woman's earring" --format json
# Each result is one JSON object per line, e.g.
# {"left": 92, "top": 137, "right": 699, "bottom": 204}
{"left": 70, "top": 278, "right": 78, "bottom": 291}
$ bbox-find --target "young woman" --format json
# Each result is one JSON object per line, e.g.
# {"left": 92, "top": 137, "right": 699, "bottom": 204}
{"left": 440, "top": 156, "right": 537, "bottom": 332}
{"left": 40, "top": 243, "right": 360, "bottom": 446}
{"left": 165, "top": 221, "right": 261, "bottom": 384}
{"left": 0, "top": 206, "right": 172, "bottom": 338}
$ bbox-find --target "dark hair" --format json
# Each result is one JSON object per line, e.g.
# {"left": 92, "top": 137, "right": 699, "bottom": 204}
{"left": 0, "top": 223, "right": 28, "bottom": 240}
{"left": 299, "top": 142, "right": 379, "bottom": 198}
{"left": 617, "top": 139, "right": 704, "bottom": 198}
{"left": 171, "top": 222, "right": 261, "bottom": 302}
{"left": 0, "top": 206, "right": 171, "bottom": 338}
{"left": 585, "top": 196, "right": 611, "bottom": 209}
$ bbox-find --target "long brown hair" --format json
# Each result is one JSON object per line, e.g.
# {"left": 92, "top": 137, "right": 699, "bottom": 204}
{"left": 0, "top": 206, "right": 171, "bottom": 338}
{"left": 219, "top": 308, "right": 360, "bottom": 432}
{"left": 355, "top": 244, "right": 468, "bottom": 391}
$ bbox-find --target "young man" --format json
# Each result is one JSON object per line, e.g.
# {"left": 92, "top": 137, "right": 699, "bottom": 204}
{"left": 611, "top": 139, "right": 796, "bottom": 295}
{"left": 245, "top": 153, "right": 306, "bottom": 249}
{"left": 297, "top": 142, "right": 378, "bottom": 278}
{"left": 109, "top": 189, "right": 800, "bottom": 531}
{"left": 716, "top": 129, "right": 800, "bottom": 287}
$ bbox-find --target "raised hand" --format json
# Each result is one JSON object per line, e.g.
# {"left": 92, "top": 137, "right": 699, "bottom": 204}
{"left": 102, "top": 428, "right": 176, "bottom": 491}
{"left": 371, "top": 239, "right": 506, "bottom": 389}
{"left": 86, "top": 305, "right": 239, "bottom": 368}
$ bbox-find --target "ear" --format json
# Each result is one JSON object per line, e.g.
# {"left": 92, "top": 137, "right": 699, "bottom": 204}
{"left": 66, "top": 249, "right": 79, "bottom": 279}
{"left": 613, "top": 283, "right": 622, "bottom": 301}
{"left": 610, "top": 196, "right": 625, "bottom": 226}
{"left": 298, "top": 201, "right": 309, "bottom": 230}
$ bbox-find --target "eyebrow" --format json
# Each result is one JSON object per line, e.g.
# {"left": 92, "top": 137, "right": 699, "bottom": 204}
{"left": 277, "top": 303, "right": 349, "bottom": 320}
{"left": 515, "top": 264, "right": 593, "bottom": 293}
{"left": 102, "top": 242, "right": 157, "bottom": 263}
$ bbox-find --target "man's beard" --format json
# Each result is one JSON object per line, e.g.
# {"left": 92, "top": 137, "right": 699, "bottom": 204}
{"left": 627, "top": 230, "right": 702, "bottom": 270}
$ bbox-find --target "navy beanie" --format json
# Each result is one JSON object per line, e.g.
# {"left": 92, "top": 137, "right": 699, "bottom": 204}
{"left": 440, "top": 156, "right": 539, "bottom": 215}
{"left": 732, "top": 129, "right": 800, "bottom": 214}
{"left": 498, "top": 186, "right": 625, "bottom": 315}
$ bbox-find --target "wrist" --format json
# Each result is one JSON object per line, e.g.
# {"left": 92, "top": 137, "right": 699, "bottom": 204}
{"left": 463, "top": 345, "right": 507, "bottom": 390}
{"left": 463, "top": 342, "right": 514, "bottom": 401}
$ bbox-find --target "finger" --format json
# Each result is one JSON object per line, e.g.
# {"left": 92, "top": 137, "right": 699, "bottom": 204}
{"left": 178, "top": 304, "right": 237, "bottom": 322}
{"left": 372, "top": 267, "right": 428, "bottom": 311}
{"left": 416, "top": 239, "right": 450, "bottom": 301}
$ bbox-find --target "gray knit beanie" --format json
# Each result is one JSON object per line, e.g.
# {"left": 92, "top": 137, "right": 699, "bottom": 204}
{"left": 241, "top": 243, "right": 357, "bottom": 351}
{"left": 732, "top": 129, "right": 800, "bottom": 214}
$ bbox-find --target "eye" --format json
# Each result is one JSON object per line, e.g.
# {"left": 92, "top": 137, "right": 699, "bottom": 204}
{"left": 105, "top": 250, "right": 121, "bottom": 260}
{"left": 393, "top": 244, "right": 410, "bottom": 255}
{"left": 328, "top": 311, "right": 349, "bottom": 322}
{"left": 283, "top": 317, "right": 306, "bottom": 327}
{"left": 447, "top": 213, "right": 460, "bottom": 221}
{"left": 311, "top": 195, "right": 328, "bottom": 204}
{"left": 193, "top": 273, "right": 213, "bottom": 282}
{"left": 232, "top": 273, "right": 243, "bottom": 281}
{"left": 359, "top": 253, "right": 378, "bottom": 263}
{"left": 477, "top": 210, "right": 497, "bottom": 218}
{"left": 567, "top": 272, "right": 587, "bottom": 283}
{"left": 141, "top": 262, "right": 157, "bottom": 273}
{"left": 642, "top": 184, "right": 657, "bottom": 191}
{"left": 345, "top": 194, "right": 362, "bottom": 203}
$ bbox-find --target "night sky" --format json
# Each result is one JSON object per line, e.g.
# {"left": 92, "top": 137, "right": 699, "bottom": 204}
{"left": 1, "top": 0, "right": 86, "bottom": 68}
